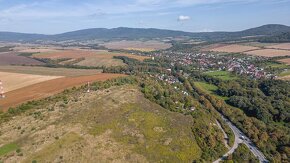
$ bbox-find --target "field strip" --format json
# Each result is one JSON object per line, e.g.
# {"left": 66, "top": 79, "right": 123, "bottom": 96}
{"left": 0, "top": 73, "right": 127, "bottom": 110}
{"left": 0, "top": 72, "right": 63, "bottom": 92}
{"left": 0, "top": 66, "right": 102, "bottom": 77}
{"left": 278, "top": 75, "right": 290, "bottom": 80}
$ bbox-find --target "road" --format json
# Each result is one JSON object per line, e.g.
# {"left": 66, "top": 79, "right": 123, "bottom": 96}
{"left": 213, "top": 115, "right": 269, "bottom": 163}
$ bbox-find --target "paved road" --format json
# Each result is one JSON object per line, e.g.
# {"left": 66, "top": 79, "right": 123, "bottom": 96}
{"left": 213, "top": 115, "right": 269, "bottom": 163}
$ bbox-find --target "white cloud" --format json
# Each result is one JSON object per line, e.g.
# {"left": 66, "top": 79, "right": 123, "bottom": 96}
{"left": 178, "top": 15, "right": 191, "bottom": 21}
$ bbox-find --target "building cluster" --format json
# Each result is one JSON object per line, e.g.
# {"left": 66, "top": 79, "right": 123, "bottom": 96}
{"left": 150, "top": 50, "right": 277, "bottom": 79}
{"left": 155, "top": 74, "right": 180, "bottom": 84}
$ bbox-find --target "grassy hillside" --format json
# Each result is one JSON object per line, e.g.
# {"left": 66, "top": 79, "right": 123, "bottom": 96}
{"left": 0, "top": 81, "right": 203, "bottom": 162}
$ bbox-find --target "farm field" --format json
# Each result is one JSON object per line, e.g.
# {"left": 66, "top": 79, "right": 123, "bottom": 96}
{"left": 33, "top": 50, "right": 150, "bottom": 67}
{"left": 245, "top": 49, "right": 290, "bottom": 57}
{"left": 0, "top": 73, "right": 126, "bottom": 110}
{"left": 0, "top": 72, "right": 62, "bottom": 93}
{"left": 207, "top": 43, "right": 290, "bottom": 57}
{"left": 239, "top": 42, "right": 278, "bottom": 48}
{"left": 0, "top": 85, "right": 201, "bottom": 162}
{"left": 209, "top": 44, "right": 260, "bottom": 53}
{"left": 278, "top": 58, "right": 290, "bottom": 65}
{"left": 0, "top": 66, "right": 102, "bottom": 77}
{"left": 278, "top": 75, "right": 290, "bottom": 80}
{"left": 266, "top": 43, "right": 290, "bottom": 50}
{"left": 102, "top": 40, "right": 172, "bottom": 52}
{"left": 0, "top": 52, "right": 44, "bottom": 66}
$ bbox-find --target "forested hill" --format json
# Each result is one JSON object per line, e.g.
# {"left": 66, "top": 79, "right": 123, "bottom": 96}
{"left": 259, "top": 32, "right": 290, "bottom": 43}
{"left": 0, "top": 24, "right": 290, "bottom": 42}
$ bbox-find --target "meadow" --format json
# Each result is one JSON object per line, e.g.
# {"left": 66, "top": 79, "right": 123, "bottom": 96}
{"left": 204, "top": 71, "right": 238, "bottom": 81}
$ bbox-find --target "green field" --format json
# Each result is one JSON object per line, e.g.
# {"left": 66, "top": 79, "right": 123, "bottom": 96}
{"left": 204, "top": 71, "right": 238, "bottom": 80}
{"left": 194, "top": 82, "right": 218, "bottom": 93}
{"left": 278, "top": 69, "right": 290, "bottom": 77}
{"left": 194, "top": 82, "right": 229, "bottom": 100}
{"left": 265, "top": 63, "right": 288, "bottom": 69}
{"left": 0, "top": 143, "right": 19, "bottom": 156}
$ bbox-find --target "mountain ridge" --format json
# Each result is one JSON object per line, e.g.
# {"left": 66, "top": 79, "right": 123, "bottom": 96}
{"left": 1, "top": 24, "right": 290, "bottom": 42}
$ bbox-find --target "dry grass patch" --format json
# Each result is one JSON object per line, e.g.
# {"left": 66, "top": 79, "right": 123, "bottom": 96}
{"left": 0, "top": 86, "right": 202, "bottom": 162}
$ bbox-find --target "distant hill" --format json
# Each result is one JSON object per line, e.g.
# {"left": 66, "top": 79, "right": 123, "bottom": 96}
{"left": 239, "top": 24, "right": 290, "bottom": 36}
{"left": 0, "top": 32, "right": 46, "bottom": 42}
{"left": 49, "top": 27, "right": 194, "bottom": 41}
{"left": 0, "top": 24, "right": 290, "bottom": 42}
{"left": 259, "top": 32, "right": 290, "bottom": 43}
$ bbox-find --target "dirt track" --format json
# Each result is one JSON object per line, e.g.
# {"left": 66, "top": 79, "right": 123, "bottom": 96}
{"left": 0, "top": 73, "right": 126, "bottom": 110}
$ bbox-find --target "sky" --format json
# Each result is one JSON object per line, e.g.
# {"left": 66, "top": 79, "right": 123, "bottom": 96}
{"left": 0, "top": 0, "right": 290, "bottom": 34}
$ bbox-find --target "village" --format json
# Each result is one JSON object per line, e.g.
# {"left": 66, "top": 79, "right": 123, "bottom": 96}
{"left": 149, "top": 50, "right": 278, "bottom": 80}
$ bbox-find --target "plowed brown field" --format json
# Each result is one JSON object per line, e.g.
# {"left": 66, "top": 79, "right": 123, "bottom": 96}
{"left": 0, "top": 52, "right": 44, "bottom": 65}
{"left": 0, "top": 73, "right": 126, "bottom": 110}
{"left": 278, "top": 58, "right": 290, "bottom": 65}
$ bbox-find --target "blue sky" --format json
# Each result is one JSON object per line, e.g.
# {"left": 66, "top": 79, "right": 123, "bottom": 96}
{"left": 0, "top": 0, "right": 290, "bottom": 34}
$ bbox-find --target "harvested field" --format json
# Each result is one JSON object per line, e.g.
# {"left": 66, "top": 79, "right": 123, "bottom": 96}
{"left": 278, "top": 58, "right": 290, "bottom": 65}
{"left": 0, "top": 72, "right": 62, "bottom": 93}
{"left": 17, "top": 48, "right": 61, "bottom": 53}
{"left": 0, "top": 66, "right": 102, "bottom": 77}
{"left": 33, "top": 50, "right": 97, "bottom": 59}
{"left": 76, "top": 57, "right": 126, "bottom": 67}
{"left": 202, "top": 44, "right": 226, "bottom": 51}
{"left": 245, "top": 49, "right": 290, "bottom": 57}
{"left": 0, "top": 73, "right": 126, "bottom": 110}
{"left": 33, "top": 50, "right": 149, "bottom": 67}
{"left": 210, "top": 44, "right": 260, "bottom": 53}
{"left": 0, "top": 52, "right": 44, "bottom": 65}
{"left": 266, "top": 43, "right": 290, "bottom": 50}
{"left": 102, "top": 40, "right": 172, "bottom": 52}
{"left": 239, "top": 42, "right": 277, "bottom": 48}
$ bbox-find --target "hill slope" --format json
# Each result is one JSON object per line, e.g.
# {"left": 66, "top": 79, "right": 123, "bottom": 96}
{"left": 259, "top": 32, "right": 290, "bottom": 43}
{"left": 0, "top": 85, "right": 203, "bottom": 162}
